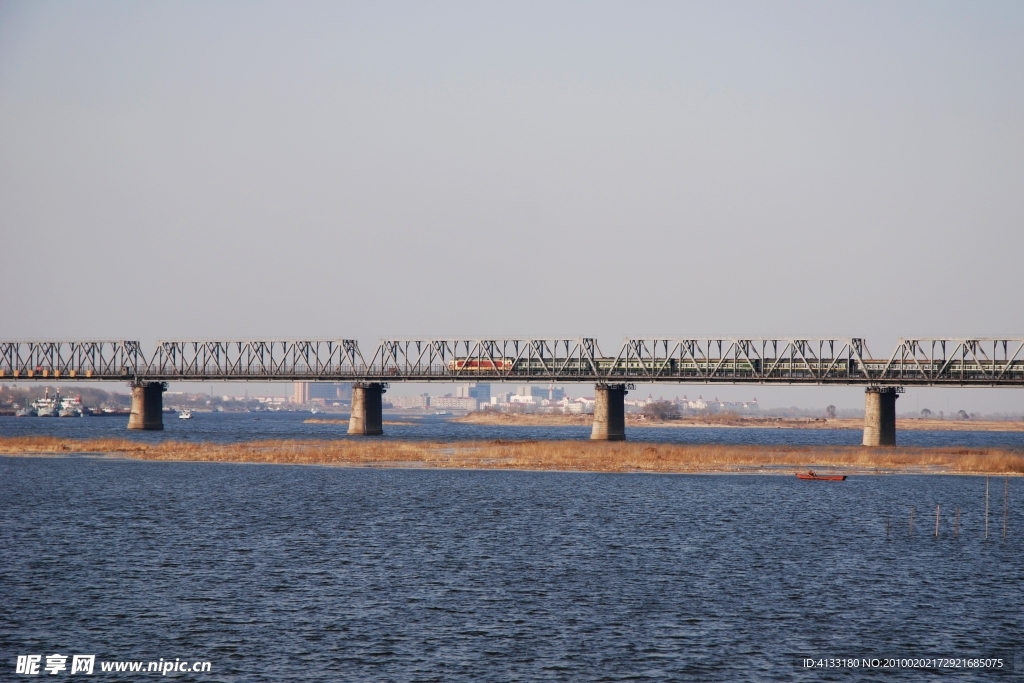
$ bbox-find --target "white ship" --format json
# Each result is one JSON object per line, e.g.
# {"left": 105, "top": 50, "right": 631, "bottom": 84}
{"left": 32, "top": 388, "right": 59, "bottom": 417}
{"left": 59, "top": 395, "right": 83, "bottom": 418}
{"left": 178, "top": 409, "right": 192, "bottom": 419}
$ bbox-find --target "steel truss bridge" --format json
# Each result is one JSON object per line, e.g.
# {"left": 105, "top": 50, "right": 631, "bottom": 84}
{"left": 3, "top": 338, "right": 1024, "bottom": 387}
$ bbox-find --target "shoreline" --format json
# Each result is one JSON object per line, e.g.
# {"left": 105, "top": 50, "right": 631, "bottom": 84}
{"left": 1, "top": 436, "right": 1021, "bottom": 475}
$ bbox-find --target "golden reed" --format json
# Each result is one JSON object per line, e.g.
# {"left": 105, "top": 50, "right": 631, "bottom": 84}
{"left": 0, "top": 436, "right": 1021, "bottom": 474}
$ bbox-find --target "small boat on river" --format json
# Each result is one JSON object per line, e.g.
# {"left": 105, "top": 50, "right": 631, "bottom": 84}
{"left": 796, "top": 470, "right": 847, "bottom": 481}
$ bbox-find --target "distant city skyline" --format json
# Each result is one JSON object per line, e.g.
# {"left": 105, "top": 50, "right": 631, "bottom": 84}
{"left": 4, "top": 379, "right": 1020, "bottom": 416}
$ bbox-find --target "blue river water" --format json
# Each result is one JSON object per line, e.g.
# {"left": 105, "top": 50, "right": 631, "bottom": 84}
{"left": 1, "top": 459, "right": 1021, "bottom": 681}
{"left": 1, "top": 414, "right": 1022, "bottom": 681}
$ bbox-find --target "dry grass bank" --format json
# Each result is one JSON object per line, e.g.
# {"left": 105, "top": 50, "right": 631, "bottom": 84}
{"left": 456, "top": 412, "right": 593, "bottom": 427}
{"left": 455, "top": 411, "right": 841, "bottom": 429}
{"left": 894, "top": 418, "right": 1024, "bottom": 432}
{"left": 1, "top": 436, "right": 1021, "bottom": 475}
{"left": 456, "top": 412, "right": 1024, "bottom": 432}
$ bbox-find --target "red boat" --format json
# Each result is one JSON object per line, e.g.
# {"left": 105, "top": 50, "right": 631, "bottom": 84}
{"left": 796, "top": 470, "right": 847, "bottom": 481}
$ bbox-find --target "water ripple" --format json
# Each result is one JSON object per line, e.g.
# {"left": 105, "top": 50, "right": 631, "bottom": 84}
{"left": 1, "top": 458, "right": 1021, "bottom": 681}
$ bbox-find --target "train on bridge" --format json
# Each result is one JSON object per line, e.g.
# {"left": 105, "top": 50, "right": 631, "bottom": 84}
{"left": 3, "top": 337, "right": 1023, "bottom": 385}
{"left": 3, "top": 337, "right": 1023, "bottom": 444}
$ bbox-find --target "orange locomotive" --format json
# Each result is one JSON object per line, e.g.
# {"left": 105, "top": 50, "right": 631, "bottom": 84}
{"left": 447, "top": 358, "right": 514, "bottom": 372}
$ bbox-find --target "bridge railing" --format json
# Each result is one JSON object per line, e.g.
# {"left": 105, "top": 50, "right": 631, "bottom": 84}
{"left": 3, "top": 337, "right": 1024, "bottom": 385}
{"left": 0, "top": 340, "right": 143, "bottom": 379}
{"left": 608, "top": 338, "right": 872, "bottom": 382}
{"left": 144, "top": 340, "right": 368, "bottom": 378}
{"left": 365, "top": 338, "right": 602, "bottom": 380}
{"left": 873, "top": 338, "right": 1024, "bottom": 384}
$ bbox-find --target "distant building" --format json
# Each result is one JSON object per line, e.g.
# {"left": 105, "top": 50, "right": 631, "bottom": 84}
{"left": 457, "top": 383, "right": 491, "bottom": 402}
{"left": 293, "top": 382, "right": 352, "bottom": 404}
{"left": 724, "top": 398, "right": 759, "bottom": 412}
{"left": 563, "top": 400, "right": 585, "bottom": 415}
{"left": 516, "top": 385, "right": 564, "bottom": 400}
{"left": 677, "top": 395, "right": 758, "bottom": 412}
{"left": 431, "top": 396, "right": 478, "bottom": 411}
{"left": 678, "top": 395, "right": 708, "bottom": 411}
{"left": 390, "top": 394, "right": 431, "bottom": 409}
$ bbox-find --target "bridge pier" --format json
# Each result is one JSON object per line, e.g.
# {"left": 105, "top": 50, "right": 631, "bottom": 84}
{"left": 128, "top": 381, "right": 166, "bottom": 430}
{"left": 591, "top": 384, "right": 627, "bottom": 441}
{"left": 863, "top": 387, "right": 899, "bottom": 446}
{"left": 349, "top": 383, "right": 385, "bottom": 436}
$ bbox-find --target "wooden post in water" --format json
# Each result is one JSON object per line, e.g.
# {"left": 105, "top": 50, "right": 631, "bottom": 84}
{"left": 935, "top": 505, "right": 940, "bottom": 538}
{"left": 985, "top": 477, "right": 990, "bottom": 541}
{"left": 909, "top": 506, "right": 914, "bottom": 537}
{"left": 1005, "top": 476, "right": 1009, "bottom": 541}
{"left": 954, "top": 507, "right": 960, "bottom": 539}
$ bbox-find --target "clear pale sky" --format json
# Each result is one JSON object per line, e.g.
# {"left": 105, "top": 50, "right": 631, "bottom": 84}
{"left": 1, "top": 1, "right": 1022, "bottom": 411}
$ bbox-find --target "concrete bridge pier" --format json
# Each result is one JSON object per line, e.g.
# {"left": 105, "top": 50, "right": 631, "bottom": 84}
{"left": 863, "top": 387, "right": 899, "bottom": 446}
{"left": 591, "top": 384, "right": 627, "bottom": 441}
{"left": 128, "top": 381, "right": 167, "bottom": 430}
{"left": 349, "top": 383, "right": 385, "bottom": 436}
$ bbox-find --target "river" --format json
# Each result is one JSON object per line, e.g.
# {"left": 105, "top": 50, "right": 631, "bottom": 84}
{"left": 1, "top": 414, "right": 1021, "bottom": 680}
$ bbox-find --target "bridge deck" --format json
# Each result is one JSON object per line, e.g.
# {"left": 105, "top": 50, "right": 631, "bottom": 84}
{"left": 2, "top": 338, "right": 1023, "bottom": 386}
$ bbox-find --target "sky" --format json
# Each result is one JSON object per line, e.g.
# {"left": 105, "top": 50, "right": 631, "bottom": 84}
{"left": 1, "top": 1, "right": 1022, "bottom": 411}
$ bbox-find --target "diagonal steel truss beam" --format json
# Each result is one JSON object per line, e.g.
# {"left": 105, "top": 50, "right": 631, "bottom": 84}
{"left": 2, "top": 337, "right": 1023, "bottom": 386}
{"left": 0, "top": 341, "right": 142, "bottom": 379}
